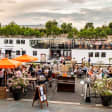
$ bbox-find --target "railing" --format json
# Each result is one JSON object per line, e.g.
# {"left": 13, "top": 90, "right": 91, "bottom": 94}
{"left": 30, "top": 43, "right": 112, "bottom": 50}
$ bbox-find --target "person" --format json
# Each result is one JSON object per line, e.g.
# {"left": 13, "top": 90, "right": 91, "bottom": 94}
{"left": 88, "top": 66, "right": 94, "bottom": 76}
{"left": 38, "top": 70, "right": 46, "bottom": 85}
{"left": 71, "top": 58, "right": 76, "bottom": 69}
{"left": 36, "top": 66, "right": 42, "bottom": 76}
{"left": 96, "top": 68, "right": 104, "bottom": 79}
{"left": 0, "top": 69, "right": 4, "bottom": 86}
{"left": 60, "top": 56, "right": 65, "bottom": 64}
{"left": 28, "top": 64, "right": 34, "bottom": 74}
{"left": 88, "top": 57, "right": 91, "bottom": 66}
{"left": 47, "top": 68, "right": 52, "bottom": 87}
{"left": 107, "top": 67, "right": 112, "bottom": 78}
{"left": 15, "top": 68, "right": 22, "bottom": 78}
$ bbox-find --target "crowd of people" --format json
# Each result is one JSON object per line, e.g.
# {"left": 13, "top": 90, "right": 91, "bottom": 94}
{"left": 72, "top": 63, "right": 112, "bottom": 81}
{"left": 0, "top": 57, "right": 112, "bottom": 87}
{"left": 0, "top": 64, "right": 53, "bottom": 87}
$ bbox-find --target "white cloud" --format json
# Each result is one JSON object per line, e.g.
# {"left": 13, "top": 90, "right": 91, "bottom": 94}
{"left": 0, "top": 0, "right": 112, "bottom": 29}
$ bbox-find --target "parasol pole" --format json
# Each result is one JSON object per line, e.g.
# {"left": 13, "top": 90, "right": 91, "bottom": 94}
{"left": 5, "top": 70, "right": 7, "bottom": 87}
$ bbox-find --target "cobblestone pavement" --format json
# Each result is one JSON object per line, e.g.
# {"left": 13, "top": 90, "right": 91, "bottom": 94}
{"left": 0, "top": 100, "right": 112, "bottom": 112}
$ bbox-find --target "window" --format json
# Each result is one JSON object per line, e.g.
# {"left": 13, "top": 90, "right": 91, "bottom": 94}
{"left": 9, "top": 40, "right": 13, "bottom": 44}
{"left": 95, "top": 52, "right": 99, "bottom": 57}
{"left": 16, "top": 50, "right": 20, "bottom": 55}
{"left": 22, "top": 51, "right": 26, "bottom": 55}
{"left": 101, "top": 52, "right": 106, "bottom": 57}
{"left": 33, "top": 51, "right": 37, "bottom": 56}
{"left": 4, "top": 39, "right": 8, "bottom": 44}
{"left": 16, "top": 40, "right": 20, "bottom": 44}
{"left": 21, "top": 40, "right": 25, "bottom": 44}
{"left": 88, "top": 52, "right": 93, "bottom": 57}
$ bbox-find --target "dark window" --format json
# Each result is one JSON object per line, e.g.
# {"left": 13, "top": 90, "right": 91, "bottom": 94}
{"left": 22, "top": 51, "right": 26, "bottom": 55}
{"left": 88, "top": 52, "right": 93, "bottom": 57}
{"left": 95, "top": 52, "right": 99, "bottom": 57}
{"left": 4, "top": 39, "right": 8, "bottom": 44}
{"left": 101, "top": 52, "right": 106, "bottom": 57}
{"left": 21, "top": 40, "right": 25, "bottom": 44}
{"left": 16, "top": 50, "right": 20, "bottom": 55}
{"left": 9, "top": 40, "right": 13, "bottom": 44}
{"left": 33, "top": 51, "right": 37, "bottom": 56}
{"left": 16, "top": 40, "right": 20, "bottom": 44}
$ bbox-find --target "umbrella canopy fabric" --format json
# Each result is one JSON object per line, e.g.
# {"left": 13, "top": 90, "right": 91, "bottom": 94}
{"left": 13, "top": 54, "right": 38, "bottom": 62}
{"left": 0, "top": 58, "right": 22, "bottom": 68}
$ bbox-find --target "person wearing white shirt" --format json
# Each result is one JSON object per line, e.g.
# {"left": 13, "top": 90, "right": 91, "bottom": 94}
{"left": 96, "top": 68, "right": 103, "bottom": 79}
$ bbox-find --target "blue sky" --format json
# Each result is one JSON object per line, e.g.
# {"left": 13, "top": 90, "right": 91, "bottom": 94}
{"left": 0, "top": 0, "right": 112, "bottom": 29}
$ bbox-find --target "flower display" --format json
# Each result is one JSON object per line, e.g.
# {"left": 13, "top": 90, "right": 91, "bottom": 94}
{"left": 94, "top": 78, "right": 112, "bottom": 96}
{"left": 8, "top": 76, "right": 29, "bottom": 89}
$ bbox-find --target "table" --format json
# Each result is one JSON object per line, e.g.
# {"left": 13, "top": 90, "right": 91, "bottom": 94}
{"left": 57, "top": 75, "right": 75, "bottom": 92}
{"left": 22, "top": 77, "right": 37, "bottom": 81}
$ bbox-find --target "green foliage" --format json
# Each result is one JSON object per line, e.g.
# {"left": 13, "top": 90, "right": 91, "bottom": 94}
{"left": 61, "top": 22, "right": 73, "bottom": 33}
{"left": 67, "top": 32, "right": 74, "bottom": 39}
{"left": 45, "top": 20, "right": 59, "bottom": 37}
{"left": 109, "top": 22, "right": 112, "bottom": 29}
{"left": 94, "top": 78, "right": 112, "bottom": 96}
{"left": 0, "top": 21, "right": 112, "bottom": 38}
{"left": 84, "top": 22, "right": 94, "bottom": 29}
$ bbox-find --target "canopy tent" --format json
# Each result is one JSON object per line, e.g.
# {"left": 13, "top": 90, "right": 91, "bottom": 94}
{"left": 0, "top": 58, "right": 22, "bottom": 86}
{"left": 0, "top": 58, "right": 22, "bottom": 68}
{"left": 13, "top": 54, "right": 38, "bottom": 62}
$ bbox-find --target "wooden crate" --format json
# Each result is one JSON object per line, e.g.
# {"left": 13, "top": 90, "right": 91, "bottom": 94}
{"left": 0, "top": 87, "right": 7, "bottom": 99}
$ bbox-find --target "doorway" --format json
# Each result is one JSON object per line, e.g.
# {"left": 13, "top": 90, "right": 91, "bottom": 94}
{"left": 5, "top": 50, "right": 12, "bottom": 58}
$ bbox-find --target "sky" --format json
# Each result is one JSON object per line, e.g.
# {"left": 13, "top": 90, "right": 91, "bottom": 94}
{"left": 0, "top": 0, "right": 112, "bottom": 29}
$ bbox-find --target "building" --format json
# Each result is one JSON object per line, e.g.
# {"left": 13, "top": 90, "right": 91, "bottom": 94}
{"left": 0, "top": 37, "right": 112, "bottom": 64}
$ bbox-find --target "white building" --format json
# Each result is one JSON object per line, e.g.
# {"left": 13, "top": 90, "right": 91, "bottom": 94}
{"left": 0, "top": 37, "right": 112, "bottom": 64}
{"left": 0, "top": 37, "right": 49, "bottom": 62}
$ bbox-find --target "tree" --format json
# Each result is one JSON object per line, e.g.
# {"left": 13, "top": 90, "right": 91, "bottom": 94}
{"left": 66, "top": 23, "right": 72, "bottom": 32}
{"left": 72, "top": 27, "right": 78, "bottom": 35}
{"left": 99, "top": 30, "right": 107, "bottom": 38}
{"left": 34, "top": 30, "right": 40, "bottom": 37}
{"left": 61, "top": 22, "right": 67, "bottom": 33}
{"left": 84, "top": 22, "right": 94, "bottom": 29}
{"left": 45, "top": 20, "right": 59, "bottom": 37}
{"left": 67, "top": 32, "right": 74, "bottom": 39}
{"left": 109, "top": 22, "right": 112, "bottom": 29}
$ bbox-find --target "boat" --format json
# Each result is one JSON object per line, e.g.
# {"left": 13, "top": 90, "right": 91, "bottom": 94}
{"left": 0, "top": 37, "right": 112, "bottom": 64}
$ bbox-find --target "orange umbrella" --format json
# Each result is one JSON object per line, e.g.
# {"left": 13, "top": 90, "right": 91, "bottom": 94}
{"left": 0, "top": 58, "right": 22, "bottom": 86}
{"left": 0, "top": 58, "right": 22, "bottom": 68}
{"left": 13, "top": 54, "right": 38, "bottom": 62}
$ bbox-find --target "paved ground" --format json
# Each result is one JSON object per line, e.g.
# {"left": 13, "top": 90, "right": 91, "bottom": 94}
{"left": 0, "top": 100, "right": 112, "bottom": 112}
{"left": 8, "top": 78, "right": 93, "bottom": 103}
{"left": 7, "top": 77, "right": 112, "bottom": 105}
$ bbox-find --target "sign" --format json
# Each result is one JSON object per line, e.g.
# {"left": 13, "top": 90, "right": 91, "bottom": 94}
{"left": 32, "top": 85, "right": 48, "bottom": 109}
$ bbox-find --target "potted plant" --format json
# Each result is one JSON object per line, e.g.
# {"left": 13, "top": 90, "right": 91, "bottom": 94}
{"left": 94, "top": 78, "right": 112, "bottom": 106}
{"left": 8, "top": 76, "right": 29, "bottom": 100}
